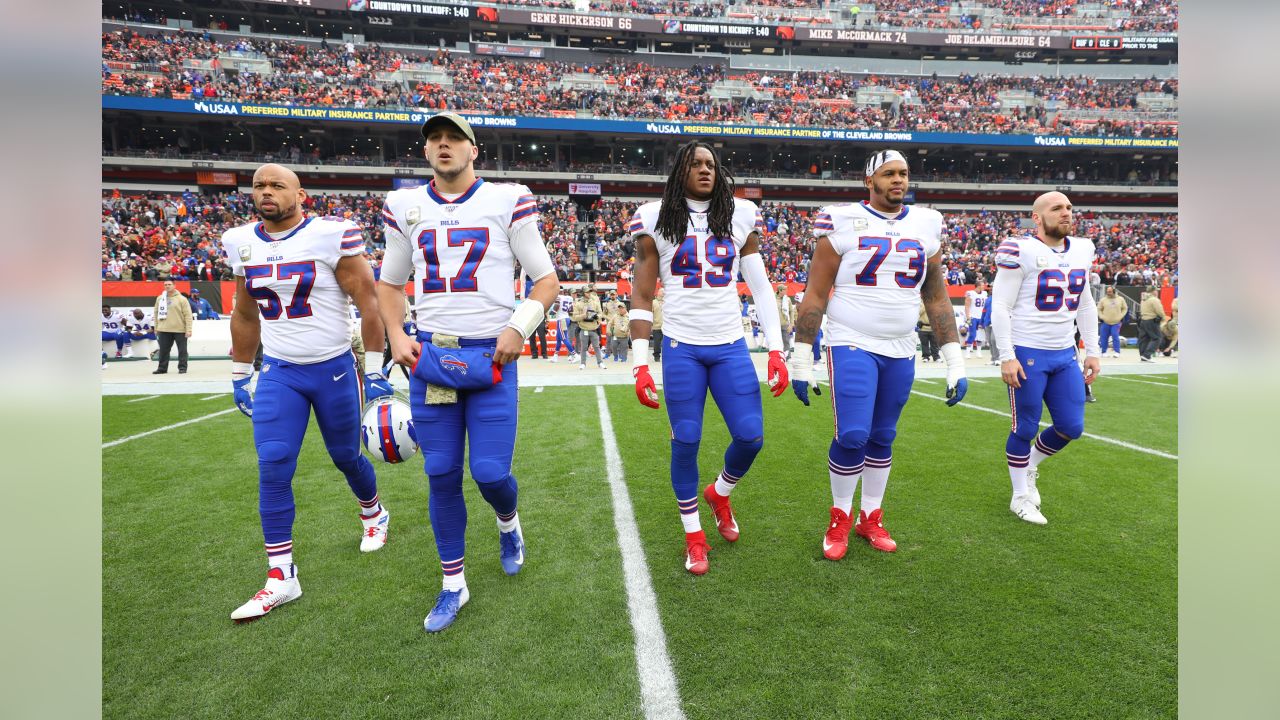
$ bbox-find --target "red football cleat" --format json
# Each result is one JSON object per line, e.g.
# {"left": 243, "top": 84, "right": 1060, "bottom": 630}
{"left": 854, "top": 508, "right": 898, "bottom": 553}
{"left": 822, "top": 507, "right": 853, "bottom": 561}
{"left": 702, "top": 483, "right": 739, "bottom": 542}
{"left": 684, "top": 537, "right": 710, "bottom": 575}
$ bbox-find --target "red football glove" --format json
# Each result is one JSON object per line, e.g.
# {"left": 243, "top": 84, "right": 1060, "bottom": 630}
{"left": 633, "top": 365, "right": 660, "bottom": 409}
{"left": 767, "top": 350, "right": 790, "bottom": 397}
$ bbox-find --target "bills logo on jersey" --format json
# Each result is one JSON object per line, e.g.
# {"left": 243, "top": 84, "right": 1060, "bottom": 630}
{"left": 440, "top": 355, "right": 469, "bottom": 375}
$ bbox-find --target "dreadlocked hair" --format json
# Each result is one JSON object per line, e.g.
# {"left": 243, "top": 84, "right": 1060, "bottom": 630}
{"left": 655, "top": 141, "right": 737, "bottom": 243}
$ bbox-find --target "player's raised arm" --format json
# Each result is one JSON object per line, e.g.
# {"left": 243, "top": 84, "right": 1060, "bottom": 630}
{"left": 789, "top": 234, "right": 840, "bottom": 405}
{"left": 739, "top": 232, "right": 788, "bottom": 396}
{"left": 629, "top": 232, "right": 661, "bottom": 408}
{"left": 921, "top": 250, "right": 967, "bottom": 406}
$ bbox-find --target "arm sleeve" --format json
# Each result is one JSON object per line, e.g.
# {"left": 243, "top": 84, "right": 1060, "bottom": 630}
{"left": 1074, "top": 285, "right": 1102, "bottom": 357}
{"left": 990, "top": 265, "right": 1022, "bottom": 362}
{"left": 509, "top": 219, "right": 555, "bottom": 282}
{"left": 740, "top": 252, "right": 783, "bottom": 352}
{"left": 221, "top": 234, "right": 244, "bottom": 277}
{"left": 509, "top": 187, "right": 540, "bottom": 234}
{"left": 338, "top": 221, "right": 366, "bottom": 258}
{"left": 376, "top": 203, "right": 412, "bottom": 284}
{"left": 627, "top": 208, "right": 649, "bottom": 242}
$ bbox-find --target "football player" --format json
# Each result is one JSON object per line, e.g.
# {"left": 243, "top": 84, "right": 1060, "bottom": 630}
{"left": 548, "top": 289, "right": 576, "bottom": 362}
{"left": 628, "top": 140, "right": 789, "bottom": 575}
{"left": 964, "top": 278, "right": 989, "bottom": 357}
{"left": 789, "top": 149, "right": 968, "bottom": 560}
{"left": 378, "top": 113, "right": 560, "bottom": 632}
{"left": 101, "top": 304, "right": 131, "bottom": 358}
{"left": 991, "top": 192, "right": 1102, "bottom": 524}
{"left": 224, "top": 164, "right": 396, "bottom": 622}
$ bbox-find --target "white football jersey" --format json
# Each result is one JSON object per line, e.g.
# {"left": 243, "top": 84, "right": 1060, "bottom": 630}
{"left": 994, "top": 235, "right": 1096, "bottom": 350}
{"left": 554, "top": 293, "right": 573, "bottom": 323}
{"left": 814, "top": 201, "right": 945, "bottom": 357}
{"left": 629, "top": 197, "right": 763, "bottom": 345}
{"left": 126, "top": 312, "right": 155, "bottom": 334}
{"left": 965, "top": 289, "right": 988, "bottom": 318}
{"left": 221, "top": 215, "right": 367, "bottom": 364}
{"left": 101, "top": 311, "right": 126, "bottom": 333}
{"left": 382, "top": 179, "right": 541, "bottom": 339}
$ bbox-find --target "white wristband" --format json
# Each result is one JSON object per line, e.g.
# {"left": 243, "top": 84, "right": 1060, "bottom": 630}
{"left": 631, "top": 338, "right": 650, "bottom": 371}
{"left": 507, "top": 300, "right": 545, "bottom": 340}
{"left": 629, "top": 309, "right": 653, "bottom": 324}
{"left": 790, "top": 342, "right": 814, "bottom": 384}
{"left": 364, "top": 350, "right": 385, "bottom": 375}
{"left": 231, "top": 361, "right": 254, "bottom": 380}
{"left": 939, "top": 341, "right": 966, "bottom": 387}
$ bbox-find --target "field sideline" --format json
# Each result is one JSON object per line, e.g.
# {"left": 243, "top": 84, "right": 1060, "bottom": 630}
{"left": 103, "top": 373, "right": 1177, "bottom": 719}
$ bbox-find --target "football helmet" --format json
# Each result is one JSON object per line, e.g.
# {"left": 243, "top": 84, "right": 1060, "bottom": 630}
{"left": 361, "top": 396, "right": 418, "bottom": 463}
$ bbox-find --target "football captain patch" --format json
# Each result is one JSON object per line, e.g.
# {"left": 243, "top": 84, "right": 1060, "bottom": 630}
{"left": 406, "top": 207, "right": 421, "bottom": 225}
{"left": 238, "top": 245, "right": 252, "bottom": 261}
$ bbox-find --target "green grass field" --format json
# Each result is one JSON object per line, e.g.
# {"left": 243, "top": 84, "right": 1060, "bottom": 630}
{"left": 102, "top": 373, "right": 1177, "bottom": 719}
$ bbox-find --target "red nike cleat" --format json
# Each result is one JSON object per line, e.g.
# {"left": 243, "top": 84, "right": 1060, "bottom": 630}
{"left": 822, "top": 507, "right": 853, "bottom": 561}
{"left": 854, "top": 508, "right": 898, "bottom": 553}
{"left": 702, "top": 483, "right": 739, "bottom": 542}
{"left": 684, "top": 534, "right": 710, "bottom": 575}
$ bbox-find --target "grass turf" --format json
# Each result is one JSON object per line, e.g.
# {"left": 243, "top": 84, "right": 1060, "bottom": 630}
{"left": 103, "top": 374, "right": 1176, "bottom": 719}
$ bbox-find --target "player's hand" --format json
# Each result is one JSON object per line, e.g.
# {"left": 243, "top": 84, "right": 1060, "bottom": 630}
{"left": 388, "top": 332, "right": 421, "bottom": 369}
{"left": 1083, "top": 355, "right": 1101, "bottom": 385}
{"left": 231, "top": 362, "right": 254, "bottom": 418}
{"left": 790, "top": 343, "right": 814, "bottom": 406}
{"left": 493, "top": 327, "right": 525, "bottom": 365}
{"left": 939, "top": 341, "right": 967, "bottom": 406}
{"left": 633, "top": 365, "right": 660, "bottom": 409}
{"left": 767, "top": 350, "right": 789, "bottom": 397}
{"left": 364, "top": 372, "right": 394, "bottom": 402}
{"left": 1001, "top": 359, "right": 1026, "bottom": 389}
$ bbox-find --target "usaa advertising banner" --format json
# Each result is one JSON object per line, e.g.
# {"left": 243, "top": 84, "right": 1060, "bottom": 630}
{"left": 102, "top": 96, "right": 1178, "bottom": 149}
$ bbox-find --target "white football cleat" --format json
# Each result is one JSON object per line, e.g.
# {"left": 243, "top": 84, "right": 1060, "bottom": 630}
{"left": 1010, "top": 494, "right": 1047, "bottom": 525}
{"left": 231, "top": 565, "right": 302, "bottom": 621}
{"left": 123, "top": 346, "right": 134, "bottom": 358}
{"left": 548, "top": 355, "right": 558, "bottom": 363}
{"left": 1026, "top": 465, "right": 1041, "bottom": 508}
{"left": 360, "top": 508, "right": 390, "bottom": 553}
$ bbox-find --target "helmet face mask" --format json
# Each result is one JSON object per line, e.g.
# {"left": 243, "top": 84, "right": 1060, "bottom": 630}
{"left": 361, "top": 396, "right": 419, "bottom": 463}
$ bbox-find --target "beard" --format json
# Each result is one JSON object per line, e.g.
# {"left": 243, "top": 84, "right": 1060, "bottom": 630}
{"left": 257, "top": 201, "right": 293, "bottom": 222}
{"left": 1041, "top": 217, "right": 1072, "bottom": 239}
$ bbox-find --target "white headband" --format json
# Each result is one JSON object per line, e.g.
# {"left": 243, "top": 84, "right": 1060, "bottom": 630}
{"left": 865, "top": 149, "right": 908, "bottom": 177}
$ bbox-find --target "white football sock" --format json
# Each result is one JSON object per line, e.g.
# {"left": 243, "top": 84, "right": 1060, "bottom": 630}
{"left": 1009, "top": 465, "right": 1028, "bottom": 496}
{"left": 713, "top": 470, "right": 740, "bottom": 497}
{"left": 829, "top": 460, "right": 860, "bottom": 515}
{"left": 861, "top": 456, "right": 892, "bottom": 515}
{"left": 677, "top": 496, "right": 702, "bottom": 533}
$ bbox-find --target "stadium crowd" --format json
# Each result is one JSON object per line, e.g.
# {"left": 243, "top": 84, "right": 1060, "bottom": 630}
{"left": 102, "top": 189, "right": 1177, "bottom": 289}
{"left": 101, "top": 29, "right": 1177, "bottom": 138}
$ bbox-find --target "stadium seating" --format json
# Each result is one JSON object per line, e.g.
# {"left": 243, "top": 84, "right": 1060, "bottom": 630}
{"left": 103, "top": 190, "right": 1177, "bottom": 287}
{"left": 101, "top": 29, "right": 1178, "bottom": 138}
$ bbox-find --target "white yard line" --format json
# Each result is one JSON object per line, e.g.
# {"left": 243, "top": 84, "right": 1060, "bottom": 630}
{"left": 535, "top": 387, "right": 544, "bottom": 393}
{"left": 200, "top": 393, "right": 228, "bottom": 401}
{"left": 595, "top": 386, "right": 687, "bottom": 720}
{"left": 126, "top": 395, "right": 160, "bottom": 403}
{"left": 968, "top": 378, "right": 988, "bottom": 384}
{"left": 915, "top": 379, "right": 938, "bottom": 385}
{"left": 102, "top": 408, "right": 240, "bottom": 449}
{"left": 909, "top": 390, "right": 1178, "bottom": 460}
{"left": 1105, "top": 376, "right": 1178, "bottom": 388}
